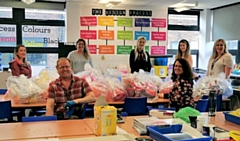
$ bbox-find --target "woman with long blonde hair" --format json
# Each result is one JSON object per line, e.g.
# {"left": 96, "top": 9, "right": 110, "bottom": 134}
{"left": 129, "top": 36, "right": 151, "bottom": 73}
{"left": 67, "top": 38, "right": 92, "bottom": 74}
{"left": 206, "top": 39, "right": 233, "bottom": 79}
{"left": 9, "top": 44, "right": 32, "bottom": 78}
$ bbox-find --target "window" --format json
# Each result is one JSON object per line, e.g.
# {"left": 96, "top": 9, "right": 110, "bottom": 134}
{"left": 0, "top": 24, "right": 16, "bottom": 47}
{"left": 168, "top": 30, "right": 199, "bottom": 49}
{"left": 0, "top": 7, "right": 12, "bottom": 18}
{"left": 168, "top": 14, "right": 198, "bottom": 26}
{"left": 226, "top": 40, "right": 238, "bottom": 50}
{"left": 167, "top": 10, "right": 200, "bottom": 67}
{"left": 22, "top": 25, "right": 65, "bottom": 47}
{"left": 25, "top": 9, "right": 65, "bottom": 20}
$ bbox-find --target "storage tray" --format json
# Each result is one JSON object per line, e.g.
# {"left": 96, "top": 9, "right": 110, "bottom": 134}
{"left": 147, "top": 124, "right": 212, "bottom": 141}
{"left": 223, "top": 112, "right": 240, "bottom": 125}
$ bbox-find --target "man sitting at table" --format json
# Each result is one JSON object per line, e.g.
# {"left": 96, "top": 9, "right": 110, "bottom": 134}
{"left": 46, "top": 57, "right": 96, "bottom": 119}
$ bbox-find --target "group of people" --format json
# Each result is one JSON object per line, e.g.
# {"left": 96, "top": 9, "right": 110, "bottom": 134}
{"left": 8, "top": 37, "right": 233, "bottom": 118}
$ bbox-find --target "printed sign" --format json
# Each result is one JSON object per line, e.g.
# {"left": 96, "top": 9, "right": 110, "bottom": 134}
{"left": 98, "top": 16, "right": 114, "bottom": 26}
{"left": 99, "top": 45, "right": 115, "bottom": 54}
{"left": 151, "top": 46, "right": 166, "bottom": 55}
{"left": 98, "top": 30, "right": 114, "bottom": 40}
{"left": 117, "top": 17, "right": 133, "bottom": 27}
{"left": 129, "top": 10, "right": 152, "bottom": 17}
{"left": 151, "top": 32, "right": 166, "bottom": 41}
{"left": 106, "top": 9, "right": 126, "bottom": 16}
{"left": 80, "top": 30, "right": 97, "bottom": 39}
{"left": 135, "top": 18, "right": 150, "bottom": 27}
{"left": 80, "top": 16, "right": 97, "bottom": 26}
{"left": 88, "top": 45, "right": 97, "bottom": 54}
{"left": 152, "top": 18, "right": 167, "bottom": 28}
{"left": 117, "top": 31, "right": 133, "bottom": 40}
{"left": 134, "top": 31, "right": 150, "bottom": 40}
{"left": 117, "top": 45, "right": 132, "bottom": 54}
{"left": 92, "top": 9, "right": 103, "bottom": 15}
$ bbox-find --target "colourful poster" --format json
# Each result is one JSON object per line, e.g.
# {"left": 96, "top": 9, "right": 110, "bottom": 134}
{"left": 152, "top": 18, "right": 167, "bottom": 28}
{"left": 80, "top": 30, "right": 97, "bottom": 39}
{"left": 117, "top": 17, "right": 133, "bottom": 27}
{"left": 134, "top": 31, "right": 150, "bottom": 40}
{"left": 88, "top": 45, "right": 97, "bottom": 54}
{"left": 151, "top": 46, "right": 166, "bottom": 55}
{"left": 135, "top": 18, "right": 150, "bottom": 27}
{"left": 99, "top": 45, "right": 115, "bottom": 54}
{"left": 117, "top": 45, "right": 132, "bottom": 54}
{"left": 134, "top": 46, "right": 149, "bottom": 53}
{"left": 98, "top": 16, "right": 114, "bottom": 26}
{"left": 151, "top": 32, "right": 166, "bottom": 41}
{"left": 117, "top": 31, "right": 133, "bottom": 40}
{"left": 80, "top": 16, "right": 97, "bottom": 26}
{"left": 98, "top": 30, "right": 114, "bottom": 40}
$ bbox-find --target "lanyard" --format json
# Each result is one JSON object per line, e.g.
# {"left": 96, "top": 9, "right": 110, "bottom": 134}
{"left": 211, "top": 53, "right": 224, "bottom": 70}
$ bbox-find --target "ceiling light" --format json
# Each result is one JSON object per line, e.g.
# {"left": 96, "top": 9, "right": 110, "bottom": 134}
{"left": 105, "top": 3, "right": 115, "bottom": 8}
{"left": 21, "top": 0, "right": 35, "bottom": 5}
{"left": 174, "top": 6, "right": 191, "bottom": 12}
{"left": 98, "top": 0, "right": 109, "bottom": 4}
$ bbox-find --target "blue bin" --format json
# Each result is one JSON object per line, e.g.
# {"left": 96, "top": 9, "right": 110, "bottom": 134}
{"left": 154, "top": 58, "right": 168, "bottom": 66}
{"left": 224, "top": 111, "right": 240, "bottom": 125}
{"left": 147, "top": 124, "right": 212, "bottom": 141}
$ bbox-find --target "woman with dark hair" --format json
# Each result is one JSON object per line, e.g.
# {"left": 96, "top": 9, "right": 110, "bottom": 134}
{"left": 175, "top": 39, "right": 193, "bottom": 68}
{"left": 169, "top": 58, "right": 194, "bottom": 112}
{"left": 9, "top": 44, "right": 32, "bottom": 78}
{"left": 67, "top": 38, "right": 93, "bottom": 74}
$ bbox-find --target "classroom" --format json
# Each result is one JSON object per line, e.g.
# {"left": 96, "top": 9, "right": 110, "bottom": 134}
{"left": 0, "top": 0, "right": 240, "bottom": 141}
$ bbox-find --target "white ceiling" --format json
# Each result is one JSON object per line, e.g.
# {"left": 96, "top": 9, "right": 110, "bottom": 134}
{"left": 65, "top": 0, "right": 240, "bottom": 9}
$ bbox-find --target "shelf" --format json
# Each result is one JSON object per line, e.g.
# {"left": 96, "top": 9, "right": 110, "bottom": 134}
{"left": 149, "top": 54, "right": 173, "bottom": 58}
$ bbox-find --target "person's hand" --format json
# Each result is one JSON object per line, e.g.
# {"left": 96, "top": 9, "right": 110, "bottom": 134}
{"left": 65, "top": 100, "right": 76, "bottom": 107}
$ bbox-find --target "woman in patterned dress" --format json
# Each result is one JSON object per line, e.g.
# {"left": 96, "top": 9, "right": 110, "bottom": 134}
{"left": 169, "top": 58, "right": 194, "bottom": 112}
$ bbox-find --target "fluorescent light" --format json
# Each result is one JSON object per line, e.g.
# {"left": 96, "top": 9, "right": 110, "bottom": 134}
{"left": 174, "top": 6, "right": 190, "bottom": 12}
{"left": 21, "top": 0, "right": 35, "bottom": 5}
{"left": 98, "top": 0, "right": 109, "bottom": 3}
{"left": 105, "top": 3, "right": 115, "bottom": 8}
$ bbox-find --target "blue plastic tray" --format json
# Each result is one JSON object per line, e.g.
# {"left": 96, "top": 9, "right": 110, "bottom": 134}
{"left": 223, "top": 111, "right": 240, "bottom": 125}
{"left": 147, "top": 124, "right": 212, "bottom": 141}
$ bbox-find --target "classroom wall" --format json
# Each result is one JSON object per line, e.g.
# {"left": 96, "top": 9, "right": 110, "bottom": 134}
{"left": 66, "top": 2, "right": 168, "bottom": 73}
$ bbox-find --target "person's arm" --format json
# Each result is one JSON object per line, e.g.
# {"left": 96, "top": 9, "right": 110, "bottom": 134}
{"left": 46, "top": 98, "right": 55, "bottom": 116}
{"left": 45, "top": 83, "right": 55, "bottom": 116}
{"left": 223, "top": 54, "right": 233, "bottom": 79}
{"left": 179, "top": 79, "right": 194, "bottom": 107}
{"left": 89, "top": 57, "right": 93, "bottom": 67}
{"left": 187, "top": 55, "right": 193, "bottom": 68}
{"left": 129, "top": 50, "right": 135, "bottom": 73}
{"left": 73, "top": 91, "right": 95, "bottom": 104}
{"left": 146, "top": 51, "right": 152, "bottom": 72}
{"left": 67, "top": 52, "right": 74, "bottom": 69}
{"left": 206, "top": 58, "right": 211, "bottom": 76}
{"left": 9, "top": 61, "right": 21, "bottom": 76}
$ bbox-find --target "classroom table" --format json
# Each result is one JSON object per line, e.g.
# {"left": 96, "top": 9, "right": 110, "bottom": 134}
{"left": 0, "top": 120, "right": 93, "bottom": 140}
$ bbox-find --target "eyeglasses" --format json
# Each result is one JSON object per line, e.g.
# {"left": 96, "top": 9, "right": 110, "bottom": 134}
{"left": 58, "top": 66, "right": 71, "bottom": 70}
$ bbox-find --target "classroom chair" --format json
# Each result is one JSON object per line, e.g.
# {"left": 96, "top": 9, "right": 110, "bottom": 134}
{"left": 22, "top": 115, "right": 57, "bottom": 122}
{"left": 195, "top": 99, "right": 209, "bottom": 112}
{"left": 0, "top": 100, "right": 13, "bottom": 122}
{"left": 122, "top": 97, "right": 147, "bottom": 116}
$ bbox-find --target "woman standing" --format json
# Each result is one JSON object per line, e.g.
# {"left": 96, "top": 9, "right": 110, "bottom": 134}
{"left": 206, "top": 39, "right": 233, "bottom": 79}
{"left": 9, "top": 44, "right": 32, "bottom": 78}
{"left": 169, "top": 58, "right": 194, "bottom": 112}
{"left": 175, "top": 39, "right": 193, "bottom": 68}
{"left": 67, "top": 39, "right": 93, "bottom": 74}
{"left": 129, "top": 36, "right": 151, "bottom": 73}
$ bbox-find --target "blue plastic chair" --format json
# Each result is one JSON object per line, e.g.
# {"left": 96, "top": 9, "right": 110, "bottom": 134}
{"left": 0, "top": 89, "right": 7, "bottom": 94}
{"left": 0, "top": 100, "right": 13, "bottom": 122}
{"left": 202, "top": 94, "right": 222, "bottom": 111}
{"left": 22, "top": 115, "right": 57, "bottom": 122}
{"left": 196, "top": 99, "right": 209, "bottom": 112}
{"left": 122, "top": 97, "right": 147, "bottom": 116}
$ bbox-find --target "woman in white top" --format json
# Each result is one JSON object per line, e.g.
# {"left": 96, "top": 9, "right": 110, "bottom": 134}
{"left": 67, "top": 39, "right": 93, "bottom": 74}
{"left": 175, "top": 39, "right": 193, "bottom": 68}
{"left": 206, "top": 39, "right": 233, "bottom": 79}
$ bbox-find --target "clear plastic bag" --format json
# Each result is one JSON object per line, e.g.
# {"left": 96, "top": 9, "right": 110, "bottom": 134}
{"left": 6, "top": 75, "right": 43, "bottom": 103}
{"left": 75, "top": 68, "right": 102, "bottom": 83}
